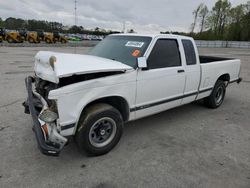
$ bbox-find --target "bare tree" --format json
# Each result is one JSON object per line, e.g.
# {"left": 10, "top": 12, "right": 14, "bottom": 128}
{"left": 199, "top": 4, "right": 209, "bottom": 33}
{"left": 191, "top": 4, "right": 203, "bottom": 33}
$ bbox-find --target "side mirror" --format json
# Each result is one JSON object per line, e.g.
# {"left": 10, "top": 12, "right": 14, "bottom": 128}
{"left": 137, "top": 56, "right": 147, "bottom": 69}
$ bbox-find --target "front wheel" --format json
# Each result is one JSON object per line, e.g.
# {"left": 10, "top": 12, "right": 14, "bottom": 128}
{"left": 75, "top": 103, "right": 123, "bottom": 156}
{"left": 204, "top": 80, "right": 226, "bottom": 108}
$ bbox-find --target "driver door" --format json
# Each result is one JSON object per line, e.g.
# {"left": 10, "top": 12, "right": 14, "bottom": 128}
{"left": 135, "top": 38, "right": 186, "bottom": 119}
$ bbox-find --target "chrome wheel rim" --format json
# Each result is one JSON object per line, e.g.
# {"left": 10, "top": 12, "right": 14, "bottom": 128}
{"left": 215, "top": 86, "right": 224, "bottom": 105}
{"left": 89, "top": 117, "right": 117, "bottom": 148}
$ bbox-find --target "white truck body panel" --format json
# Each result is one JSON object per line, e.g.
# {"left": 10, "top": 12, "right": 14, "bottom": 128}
{"left": 197, "top": 59, "right": 241, "bottom": 100}
{"left": 49, "top": 71, "right": 137, "bottom": 136}
{"left": 32, "top": 34, "right": 241, "bottom": 137}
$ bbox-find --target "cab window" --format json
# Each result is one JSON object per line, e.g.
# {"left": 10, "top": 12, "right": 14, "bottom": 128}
{"left": 182, "top": 39, "right": 197, "bottom": 65}
{"left": 147, "top": 39, "right": 181, "bottom": 69}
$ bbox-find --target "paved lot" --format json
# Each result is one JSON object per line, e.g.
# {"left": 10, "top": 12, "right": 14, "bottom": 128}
{"left": 0, "top": 47, "right": 249, "bottom": 188}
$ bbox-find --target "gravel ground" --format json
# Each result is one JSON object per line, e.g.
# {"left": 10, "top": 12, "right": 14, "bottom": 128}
{"left": 0, "top": 47, "right": 249, "bottom": 188}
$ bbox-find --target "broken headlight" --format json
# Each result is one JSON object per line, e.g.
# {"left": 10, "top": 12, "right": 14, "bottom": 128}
{"left": 39, "top": 109, "right": 58, "bottom": 123}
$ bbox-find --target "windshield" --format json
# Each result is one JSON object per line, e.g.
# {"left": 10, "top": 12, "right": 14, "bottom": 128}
{"left": 89, "top": 35, "right": 152, "bottom": 68}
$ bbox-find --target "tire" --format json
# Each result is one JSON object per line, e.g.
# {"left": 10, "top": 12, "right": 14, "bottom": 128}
{"left": 75, "top": 103, "right": 124, "bottom": 156}
{"left": 45, "top": 38, "right": 51, "bottom": 43}
{"left": 204, "top": 80, "right": 226, "bottom": 109}
{"left": 17, "top": 36, "right": 23, "bottom": 43}
{"left": 7, "top": 37, "right": 14, "bottom": 43}
{"left": 61, "top": 39, "right": 66, "bottom": 43}
{"left": 28, "top": 38, "right": 34, "bottom": 43}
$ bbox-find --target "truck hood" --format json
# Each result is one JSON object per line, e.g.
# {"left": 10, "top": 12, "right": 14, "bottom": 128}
{"left": 34, "top": 51, "right": 133, "bottom": 83}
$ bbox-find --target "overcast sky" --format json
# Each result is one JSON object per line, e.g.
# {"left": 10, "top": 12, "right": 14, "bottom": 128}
{"left": 0, "top": 0, "right": 247, "bottom": 33}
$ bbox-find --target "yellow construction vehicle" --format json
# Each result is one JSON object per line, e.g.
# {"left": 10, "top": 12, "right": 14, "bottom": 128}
{"left": 44, "top": 32, "right": 54, "bottom": 43}
{"left": 53, "top": 31, "right": 68, "bottom": 43}
{"left": 18, "top": 29, "right": 27, "bottom": 41}
{"left": 5, "top": 30, "right": 24, "bottom": 43}
{"left": 36, "top": 30, "right": 45, "bottom": 41}
{"left": 27, "top": 31, "right": 40, "bottom": 43}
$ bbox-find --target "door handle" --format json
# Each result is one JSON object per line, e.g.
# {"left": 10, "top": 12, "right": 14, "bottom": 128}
{"left": 177, "top": 69, "right": 185, "bottom": 73}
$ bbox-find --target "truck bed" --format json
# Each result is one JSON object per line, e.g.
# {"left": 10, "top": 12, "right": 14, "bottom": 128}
{"left": 197, "top": 56, "right": 241, "bottom": 101}
{"left": 199, "top": 56, "right": 234, "bottom": 64}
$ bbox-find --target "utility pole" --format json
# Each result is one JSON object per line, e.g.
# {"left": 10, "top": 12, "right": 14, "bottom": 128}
{"left": 74, "top": 0, "right": 77, "bottom": 26}
{"left": 74, "top": 0, "right": 77, "bottom": 53}
{"left": 122, "top": 21, "right": 126, "bottom": 33}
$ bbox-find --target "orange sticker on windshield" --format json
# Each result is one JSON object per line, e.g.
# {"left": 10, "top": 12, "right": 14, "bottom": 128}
{"left": 132, "top": 50, "right": 140, "bottom": 57}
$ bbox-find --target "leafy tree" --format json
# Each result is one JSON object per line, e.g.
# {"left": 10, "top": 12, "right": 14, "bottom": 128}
{"left": 208, "top": 0, "right": 231, "bottom": 37}
{"left": 241, "top": 1, "right": 250, "bottom": 40}
{"left": 227, "top": 4, "right": 245, "bottom": 40}
{"left": 0, "top": 18, "right": 4, "bottom": 27}
{"left": 68, "top": 25, "right": 83, "bottom": 34}
{"left": 4, "top": 17, "right": 26, "bottom": 30}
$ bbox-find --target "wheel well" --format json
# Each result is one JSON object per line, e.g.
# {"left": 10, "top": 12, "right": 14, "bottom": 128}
{"left": 218, "top": 74, "right": 230, "bottom": 82}
{"left": 83, "top": 96, "right": 130, "bottom": 122}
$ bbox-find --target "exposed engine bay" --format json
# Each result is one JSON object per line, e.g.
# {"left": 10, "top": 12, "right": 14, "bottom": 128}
{"left": 34, "top": 71, "right": 124, "bottom": 108}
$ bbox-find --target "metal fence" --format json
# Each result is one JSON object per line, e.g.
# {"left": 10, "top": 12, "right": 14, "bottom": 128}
{"left": 195, "top": 40, "right": 250, "bottom": 48}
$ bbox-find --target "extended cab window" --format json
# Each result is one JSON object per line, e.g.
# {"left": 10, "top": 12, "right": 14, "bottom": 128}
{"left": 147, "top": 39, "right": 181, "bottom": 69}
{"left": 182, "top": 39, "right": 197, "bottom": 65}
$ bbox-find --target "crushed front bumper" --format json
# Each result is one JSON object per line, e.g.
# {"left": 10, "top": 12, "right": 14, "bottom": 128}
{"left": 24, "top": 76, "right": 66, "bottom": 156}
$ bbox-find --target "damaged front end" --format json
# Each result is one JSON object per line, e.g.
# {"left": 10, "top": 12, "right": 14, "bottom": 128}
{"left": 23, "top": 76, "right": 67, "bottom": 156}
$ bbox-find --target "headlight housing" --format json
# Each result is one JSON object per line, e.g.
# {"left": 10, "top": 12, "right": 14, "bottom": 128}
{"left": 39, "top": 109, "right": 58, "bottom": 123}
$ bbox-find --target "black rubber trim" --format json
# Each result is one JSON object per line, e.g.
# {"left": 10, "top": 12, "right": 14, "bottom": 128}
{"left": 198, "top": 87, "right": 213, "bottom": 93}
{"left": 229, "top": 78, "right": 242, "bottom": 84}
{"left": 25, "top": 76, "right": 61, "bottom": 156}
{"left": 130, "top": 87, "right": 213, "bottom": 112}
{"left": 61, "top": 123, "right": 75, "bottom": 131}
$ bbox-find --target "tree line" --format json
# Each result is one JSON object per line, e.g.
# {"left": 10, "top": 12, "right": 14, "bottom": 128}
{"left": 0, "top": 17, "right": 119, "bottom": 35}
{"left": 162, "top": 0, "right": 250, "bottom": 41}
{"left": 190, "top": 0, "right": 250, "bottom": 41}
{"left": 1, "top": 0, "right": 249, "bottom": 41}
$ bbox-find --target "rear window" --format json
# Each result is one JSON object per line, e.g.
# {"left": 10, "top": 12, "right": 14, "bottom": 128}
{"left": 182, "top": 39, "right": 197, "bottom": 65}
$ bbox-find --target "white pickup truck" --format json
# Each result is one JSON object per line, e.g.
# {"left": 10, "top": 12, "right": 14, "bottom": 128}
{"left": 24, "top": 34, "right": 242, "bottom": 156}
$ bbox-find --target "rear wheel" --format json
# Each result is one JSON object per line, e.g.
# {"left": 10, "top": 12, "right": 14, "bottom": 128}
{"left": 75, "top": 103, "right": 123, "bottom": 156}
{"left": 204, "top": 80, "right": 226, "bottom": 108}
